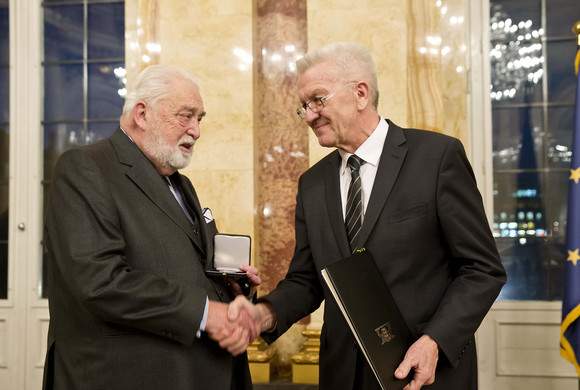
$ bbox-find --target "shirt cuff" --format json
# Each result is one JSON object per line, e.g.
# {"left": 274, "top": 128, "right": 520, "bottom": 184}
{"left": 196, "top": 296, "right": 209, "bottom": 339}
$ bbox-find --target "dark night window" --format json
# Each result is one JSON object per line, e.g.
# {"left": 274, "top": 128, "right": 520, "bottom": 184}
{"left": 490, "top": 0, "right": 577, "bottom": 300}
{"left": 41, "top": 0, "right": 125, "bottom": 298}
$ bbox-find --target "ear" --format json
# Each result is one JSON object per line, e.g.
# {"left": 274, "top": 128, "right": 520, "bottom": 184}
{"left": 132, "top": 101, "right": 148, "bottom": 131}
{"left": 354, "top": 81, "right": 370, "bottom": 111}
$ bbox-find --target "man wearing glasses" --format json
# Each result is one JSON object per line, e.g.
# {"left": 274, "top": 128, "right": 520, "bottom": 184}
{"left": 226, "top": 42, "right": 506, "bottom": 390}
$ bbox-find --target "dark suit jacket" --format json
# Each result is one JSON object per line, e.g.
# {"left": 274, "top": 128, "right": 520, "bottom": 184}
{"left": 43, "top": 128, "right": 252, "bottom": 390}
{"left": 262, "top": 120, "right": 506, "bottom": 390}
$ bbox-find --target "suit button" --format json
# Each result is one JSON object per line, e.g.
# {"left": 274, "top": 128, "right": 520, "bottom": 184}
{"left": 218, "top": 289, "right": 224, "bottom": 297}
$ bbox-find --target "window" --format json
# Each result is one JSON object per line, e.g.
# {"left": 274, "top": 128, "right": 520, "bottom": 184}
{"left": 490, "top": 0, "right": 578, "bottom": 300}
{"left": 41, "top": 0, "right": 125, "bottom": 298}
{"left": 0, "top": 0, "right": 8, "bottom": 299}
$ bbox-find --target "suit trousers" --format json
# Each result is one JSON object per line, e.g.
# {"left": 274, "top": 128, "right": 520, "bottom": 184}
{"left": 353, "top": 350, "right": 383, "bottom": 390}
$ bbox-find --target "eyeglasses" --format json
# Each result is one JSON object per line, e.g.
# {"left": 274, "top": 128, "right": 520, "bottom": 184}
{"left": 296, "top": 82, "right": 357, "bottom": 119}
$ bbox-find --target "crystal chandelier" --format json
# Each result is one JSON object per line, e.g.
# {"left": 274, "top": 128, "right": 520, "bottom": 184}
{"left": 489, "top": 10, "right": 544, "bottom": 101}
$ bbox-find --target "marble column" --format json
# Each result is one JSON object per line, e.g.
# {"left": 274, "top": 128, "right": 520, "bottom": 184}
{"left": 125, "top": 0, "right": 161, "bottom": 81}
{"left": 254, "top": 0, "right": 309, "bottom": 374}
{"left": 407, "top": 0, "right": 444, "bottom": 133}
{"left": 253, "top": 0, "right": 308, "bottom": 296}
{"left": 440, "top": 0, "right": 469, "bottom": 142}
{"left": 406, "top": 0, "right": 469, "bottom": 141}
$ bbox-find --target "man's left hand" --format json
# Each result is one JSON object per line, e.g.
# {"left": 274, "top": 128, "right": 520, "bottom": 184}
{"left": 395, "top": 334, "right": 439, "bottom": 390}
{"left": 228, "top": 264, "right": 261, "bottom": 298}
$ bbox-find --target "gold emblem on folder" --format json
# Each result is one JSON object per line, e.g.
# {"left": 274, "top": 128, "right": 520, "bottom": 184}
{"left": 375, "top": 322, "right": 395, "bottom": 345}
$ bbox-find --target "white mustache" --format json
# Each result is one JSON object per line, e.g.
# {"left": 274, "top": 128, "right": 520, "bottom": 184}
{"left": 179, "top": 136, "right": 196, "bottom": 146}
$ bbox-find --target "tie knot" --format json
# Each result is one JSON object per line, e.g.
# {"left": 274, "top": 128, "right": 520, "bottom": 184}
{"left": 348, "top": 155, "right": 363, "bottom": 172}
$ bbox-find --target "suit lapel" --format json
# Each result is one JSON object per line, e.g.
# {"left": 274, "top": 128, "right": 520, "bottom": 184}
{"left": 356, "top": 120, "right": 407, "bottom": 249}
{"left": 324, "top": 151, "right": 352, "bottom": 257}
{"left": 172, "top": 173, "right": 209, "bottom": 257}
{"left": 111, "top": 129, "right": 205, "bottom": 255}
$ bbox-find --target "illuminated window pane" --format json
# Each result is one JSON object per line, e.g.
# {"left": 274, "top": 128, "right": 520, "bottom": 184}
{"left": 490, "top": 0, "right": 575, "bottom": 300}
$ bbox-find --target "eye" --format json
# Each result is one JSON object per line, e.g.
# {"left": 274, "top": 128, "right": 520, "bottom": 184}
{"left": 176, "top": 113, "right": 193, "bottom": 124}
{"left": 312, "top": 97, "right": 325, "bottom": 107}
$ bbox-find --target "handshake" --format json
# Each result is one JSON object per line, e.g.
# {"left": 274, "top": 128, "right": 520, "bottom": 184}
{"left": 205, "top": 295, "right": 275, "bottom": 356}
{"left": 204, "top": 264, "right": 274, "bottom": 355}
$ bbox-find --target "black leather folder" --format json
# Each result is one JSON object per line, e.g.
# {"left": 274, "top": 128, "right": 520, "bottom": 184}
{"left": 321, "top": 249, "right": 413, "bottom": 390}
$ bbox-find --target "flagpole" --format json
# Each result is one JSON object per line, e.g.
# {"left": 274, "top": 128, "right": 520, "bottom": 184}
{"left": 570, "top": 20, "right": 580, "bottom": 390}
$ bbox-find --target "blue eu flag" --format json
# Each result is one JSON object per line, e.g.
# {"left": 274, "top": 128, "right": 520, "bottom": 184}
{"left": 561, "top": 44, "right": 580, "bottom": 376}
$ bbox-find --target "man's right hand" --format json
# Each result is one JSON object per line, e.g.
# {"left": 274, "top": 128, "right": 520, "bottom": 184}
{"left": 205, "top": 300, "right": 258, "bottom": 356}
{"left": 223, "top": 296, "right": 277, "bottom": 351}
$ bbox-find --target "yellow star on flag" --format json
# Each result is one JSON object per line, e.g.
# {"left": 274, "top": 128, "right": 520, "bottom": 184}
{"left": 569, "top": 249, "right": 580, "bottom": 266}
{"left": 571, "top": 167, "right": 580, "bottom": 184}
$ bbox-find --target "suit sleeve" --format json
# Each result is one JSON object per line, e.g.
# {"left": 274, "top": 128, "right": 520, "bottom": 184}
{"left": 259, "top": 177, "right": 325, "bottom": 341}
{"left": 45, "top": 148, "right": 206, "bottom": 346}
{"left": 423, "top": 137, "right": 506, "bottom": 367}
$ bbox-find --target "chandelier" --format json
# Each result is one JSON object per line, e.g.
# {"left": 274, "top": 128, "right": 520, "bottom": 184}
{"left": 489, "top": 10, "right": 544, "bottom": 102}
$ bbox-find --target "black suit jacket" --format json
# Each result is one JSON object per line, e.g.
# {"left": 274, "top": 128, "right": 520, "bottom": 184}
{"left": 262, "top": 120, "right": 506, "bottom": 390}
{"left": 43, "top": 128, "right": 252, "bottom": 389}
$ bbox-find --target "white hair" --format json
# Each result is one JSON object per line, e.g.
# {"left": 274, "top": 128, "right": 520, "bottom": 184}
{"left": 296, "top": 42, "right": 379, "bottom": 109}
{"left": 121, "top": 64, "right": 200, "bottom": 121}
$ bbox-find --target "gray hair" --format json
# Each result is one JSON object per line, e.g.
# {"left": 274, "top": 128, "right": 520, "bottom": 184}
{"left": 121, "top": 64, "right": 200, "bottom": 120}
{"left": 296, "top": 42, "right": 379, "bottom": 110}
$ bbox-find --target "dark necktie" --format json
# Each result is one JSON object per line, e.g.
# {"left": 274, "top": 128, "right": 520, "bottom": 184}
{"left": 345, "top": 155, "right": 363, "bottom": 252}
{"left": 166, "top": 177, "right": 195, "bottom": 226}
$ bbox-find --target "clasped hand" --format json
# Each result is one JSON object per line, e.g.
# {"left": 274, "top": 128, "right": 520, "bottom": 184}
{"left": 206, "top": 296, "right": 268, "bottom": 355}
{"left": 206, "top": 265, "right": 268, "bottom": 355}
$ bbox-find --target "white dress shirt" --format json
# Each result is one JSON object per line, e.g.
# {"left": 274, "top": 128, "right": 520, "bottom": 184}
{"left": 339, "top": 117, "right": 389, "bottom": 223}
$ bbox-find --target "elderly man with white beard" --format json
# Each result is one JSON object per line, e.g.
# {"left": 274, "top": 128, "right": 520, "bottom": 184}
{"left": 42, "top": 64, "right": 260, "bottom": 390}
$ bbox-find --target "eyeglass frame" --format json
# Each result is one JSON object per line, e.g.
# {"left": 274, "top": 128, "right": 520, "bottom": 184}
{"left": 296, "top": 82, "right": 357, "bottom": 119}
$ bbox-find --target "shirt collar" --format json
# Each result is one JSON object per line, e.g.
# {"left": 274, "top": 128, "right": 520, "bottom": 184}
{"left": 339, "top": 116, "right": 389, "bottom": 173}
{"left": 120, "top": 126, "right": 135, "bottom": 142}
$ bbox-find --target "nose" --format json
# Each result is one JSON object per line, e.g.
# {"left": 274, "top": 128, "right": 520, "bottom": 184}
{"left": 304, "top": 106, "right": 320, "bottom": 123}
{"left": 187, "top": 120, "right": 201, "bottom": 139}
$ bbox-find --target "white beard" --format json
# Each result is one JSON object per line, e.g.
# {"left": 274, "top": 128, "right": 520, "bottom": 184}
{"left": 142, "top": 120, "right": 194, "bottom": 171}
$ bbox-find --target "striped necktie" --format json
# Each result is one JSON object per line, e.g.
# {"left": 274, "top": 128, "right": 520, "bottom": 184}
{"left": 345, "top": 155, "right": 363, "bottom": 252}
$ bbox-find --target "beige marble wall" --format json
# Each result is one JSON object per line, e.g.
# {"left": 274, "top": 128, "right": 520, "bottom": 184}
{"left": 126, "top": 0, "right": 255, "bottom": 241}
{"left": 307, "top": 0, "right": 469, "bottom": 166}
{"left": 306, "top": 0, "right": 410, "bottom": 165}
